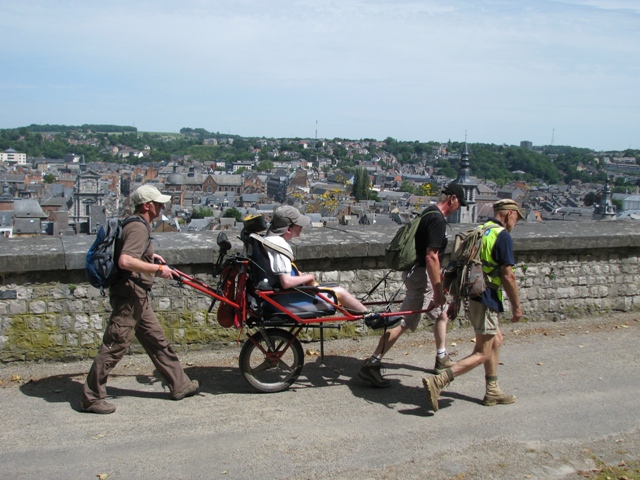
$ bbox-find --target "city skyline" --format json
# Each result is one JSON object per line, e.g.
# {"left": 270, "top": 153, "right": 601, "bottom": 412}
{"left": 1, "top": 0, "right": 639, "bottom": 152}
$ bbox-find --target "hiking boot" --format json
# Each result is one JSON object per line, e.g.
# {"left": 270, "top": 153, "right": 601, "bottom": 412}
{"left": 358, "top": 359, "right": 390, "bottom": 388}
{"left": 80, "top": 399, "right": 116, "bottom": 414}
{"left": 434, "top": 354, "right": 456, "bottom": 373}
{"left": 483, "top": 381, "right": 516, "bottom": 406}
{"left": 422, "top": 369, "right": 453, "bottom": 412}
{"left": 171, "top": 380, "right": 200, "bottom": 400}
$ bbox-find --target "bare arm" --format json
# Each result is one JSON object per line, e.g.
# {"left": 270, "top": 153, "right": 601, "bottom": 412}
{"left": 278, "top": 272, "right": 316, "bottom": 289}
{"left": 500, "top": 264, "right": 523, "bottom": 322}
{"left": 118, "top": 253, "right": 175, "bottom": 280}
{"left": 425, "top": 247, "right": 445, "bottom": 307}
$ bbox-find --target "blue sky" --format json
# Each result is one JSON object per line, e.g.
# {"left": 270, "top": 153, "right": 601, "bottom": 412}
{"left": 1, "top": 0, "right": 638, "bottom": 151}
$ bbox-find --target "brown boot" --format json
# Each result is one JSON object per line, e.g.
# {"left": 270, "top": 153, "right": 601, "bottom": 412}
{"left": 422, "top": 368, "right": 454, "bottom": 412}
{"left": 358, "top": 359, "right": 391, "bottom": 388}
{"left": 483, "top": 380, "right": 516, "bottom": 406}
{"left": 434, "top": 354, "right": 456, "bottom": 373}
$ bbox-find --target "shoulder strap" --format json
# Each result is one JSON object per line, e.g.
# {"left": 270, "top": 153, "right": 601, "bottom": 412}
{"left": 122, "top": 215, "right": 153, "bottom": 251}
{"left": 249, "top": 233, "right": 294, "bottom": 261}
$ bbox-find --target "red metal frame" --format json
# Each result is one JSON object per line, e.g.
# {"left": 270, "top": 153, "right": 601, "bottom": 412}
{"left": 170, "top": 261, "right": 433, "bottom": 328}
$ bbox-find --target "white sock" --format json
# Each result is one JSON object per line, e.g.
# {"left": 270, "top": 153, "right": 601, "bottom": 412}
{"left": 437, "top": 349, "right": 447, "bottom": 358}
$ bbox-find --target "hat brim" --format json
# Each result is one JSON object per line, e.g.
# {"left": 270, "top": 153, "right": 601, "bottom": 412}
{"left": 294, "top": 215, "right": 311, "bottom": 227}
{"left": 154, "top": 193, "right": 172, "bottom": 204}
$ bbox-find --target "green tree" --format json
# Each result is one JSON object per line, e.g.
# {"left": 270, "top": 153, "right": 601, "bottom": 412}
{"left": 399, "top": 182, "right": 418, "bottom": 194}
{"left": 43, "top": 173, "right": 57, "bottom": 183}
{"left": 191, "top": 206, "right": 214, "bottom": 219}
{"left": 257, "top": 160, "right": 274, "bottom": 172}
{"left": 223, "top": 207, "right": 243, "bottom": 222}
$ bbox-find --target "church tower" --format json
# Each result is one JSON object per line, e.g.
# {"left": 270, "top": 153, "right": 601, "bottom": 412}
{"left": 592, "top": 177, "right": 617, "bottom": 221}
{"left": 448, "top": 142, "right": 479, "bottom": 224}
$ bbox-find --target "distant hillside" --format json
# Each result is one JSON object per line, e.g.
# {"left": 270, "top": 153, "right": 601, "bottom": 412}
{"left": 24, "top": 124, "right": 137, "bottom": 134}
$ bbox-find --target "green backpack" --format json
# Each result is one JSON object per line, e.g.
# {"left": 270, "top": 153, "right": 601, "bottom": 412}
{"left": 384, "top": 209, "right": 440, "bottom": 271}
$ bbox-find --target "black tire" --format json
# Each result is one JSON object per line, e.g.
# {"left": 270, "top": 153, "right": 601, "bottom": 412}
{"left": 239, "top": 328, "right": 304, "bottom": 393}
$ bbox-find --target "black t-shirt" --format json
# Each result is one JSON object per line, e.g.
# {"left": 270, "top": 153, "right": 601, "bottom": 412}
{"left": 414, "top": 206, "right": 448, "bottom": 267}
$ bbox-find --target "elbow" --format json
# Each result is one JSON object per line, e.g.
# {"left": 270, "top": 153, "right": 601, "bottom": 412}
{"left": 425, "top": 252, "right": 439, "bottom": 266}
{"left": 278, "top": 275, "right": 294, "bottom": 289}
{"left": 118, "top": 254, "right": 133, "bottom": 271}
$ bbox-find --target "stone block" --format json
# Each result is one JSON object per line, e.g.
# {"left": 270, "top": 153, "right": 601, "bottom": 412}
{"left": 73, "top": 286, "right": 88, "bottom": 298}
{"left": 74, "top": 314, "right": 90, "bottom": 330}
{"left": 25, "top": 316, "right": 43, "bottom": 330}
{"left": 51, "top": 286, "right": 70, "bottom": 299}
{"left": 89, "top": 314, "right": 103, "bottom": 330}
{"left": 79, "top": 331, "right": 95, "bottom": 346}
{"left": 171, "top": 297, "right": 187, "bottom": 311}
{"left": 9, "top": 301, "right": 27, "bottom": 315}
{"left": 193, "top": 311, "right": 207, "bottom": 326}
{"left": 322, "top": 271, "right": 339, "bottom": 283}
{"left": 16, "top": 286, "right": 33, "bottom": 300}
{"left": 173, "top": 328, "right": 185, "bottom": 342}
{"left": 59, "top": 315, "right": 74, "bottom": 331}
{"left": 48, "top": 301, "right": 64, "bottom": 313}
{"left": 29, "top": 301, "right": 47, "bottom": 314}
{"left": 157, "top": 297, "right": 172, "bottom": 311}
{"left": 66, "top": 300, "right": 85, "bottom": 313}
{"left": 66, "top": 333, "right": 79, "bottom": 347}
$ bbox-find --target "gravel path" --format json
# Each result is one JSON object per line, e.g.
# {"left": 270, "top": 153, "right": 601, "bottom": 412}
{"left": 1, "top": 312, "right": 639, "bottom": 479}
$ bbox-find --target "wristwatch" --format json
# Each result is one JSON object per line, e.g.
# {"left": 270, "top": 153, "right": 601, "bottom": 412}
{"left": 156, "top": 264, "right": 163, "bottom": 276}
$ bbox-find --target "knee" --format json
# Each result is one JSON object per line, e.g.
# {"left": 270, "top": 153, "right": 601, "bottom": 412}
{"left": 493, "top": 332, "right": 503, "bottom": 349}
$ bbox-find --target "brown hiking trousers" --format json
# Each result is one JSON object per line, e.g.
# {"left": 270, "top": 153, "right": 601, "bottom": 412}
{"left": 82, "top": 281, "right": 191, "bottom": 404}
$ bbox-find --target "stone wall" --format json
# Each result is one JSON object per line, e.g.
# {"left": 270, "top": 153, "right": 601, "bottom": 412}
{"left": 1, "top": 221, "right": 639, "bottom": 362}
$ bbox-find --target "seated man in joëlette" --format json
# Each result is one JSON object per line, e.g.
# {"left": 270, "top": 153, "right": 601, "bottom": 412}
{"left": 263, "top": 205, "right": 368, "bottom": 315}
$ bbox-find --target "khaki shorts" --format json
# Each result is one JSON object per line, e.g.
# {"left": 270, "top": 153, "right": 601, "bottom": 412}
{"left": 468, "top": 300, "right": 499, "bottom": 335}
{"left": 399, "top": 267, "right": 443, "bottom": 332}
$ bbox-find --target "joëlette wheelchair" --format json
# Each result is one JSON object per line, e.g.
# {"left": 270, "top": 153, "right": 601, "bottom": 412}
{"left": 170, "top": 230, "right": 431, "bottom": 393}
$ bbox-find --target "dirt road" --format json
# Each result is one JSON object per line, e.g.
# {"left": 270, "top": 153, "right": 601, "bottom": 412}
{"left": 1, "top": 313, "right": 639, "bottom": 479}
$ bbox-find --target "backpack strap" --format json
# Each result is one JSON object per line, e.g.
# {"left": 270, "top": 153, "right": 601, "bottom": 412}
{"left": 479, "top": 223, "right": 504, "bottom": 281}
{"left": 119, "top": 215, "right": 154, "bottom": 289}
{"left": 249, "top": 233, "right": 294, "bottom": 261}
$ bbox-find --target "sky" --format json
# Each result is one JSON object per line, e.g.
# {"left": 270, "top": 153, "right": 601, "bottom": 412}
{"left": 1, "top": 0, "right": 639, "bottom": 151}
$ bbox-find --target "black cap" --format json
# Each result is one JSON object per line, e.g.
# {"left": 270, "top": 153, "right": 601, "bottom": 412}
{"left": 442, "top": 183, "right": 468, "bottom": 206}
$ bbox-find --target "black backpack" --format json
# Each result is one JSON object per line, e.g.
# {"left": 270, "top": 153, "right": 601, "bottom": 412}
{"left": 85, "top": 216, "right": 149, "bottom": 295}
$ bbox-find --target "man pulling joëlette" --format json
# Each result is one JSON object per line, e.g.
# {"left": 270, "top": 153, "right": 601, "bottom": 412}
{"left": 81, "top": 185, "right": 199, "bottom": 414}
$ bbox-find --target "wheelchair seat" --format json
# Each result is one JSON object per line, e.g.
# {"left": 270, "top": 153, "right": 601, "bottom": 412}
{"left": 243, "top": 232, "right": 337, "bottom": 320}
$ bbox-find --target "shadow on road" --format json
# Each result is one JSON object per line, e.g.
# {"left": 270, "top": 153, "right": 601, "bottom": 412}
{"left": 290, "top": 354, "right": 483, "bottom": 417}
{"left": 17, "top": 354, "right": 483, "bottom": 415}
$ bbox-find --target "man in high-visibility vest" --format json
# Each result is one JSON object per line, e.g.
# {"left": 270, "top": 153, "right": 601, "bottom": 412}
{"left": 423, "top": 199, "right": 524, "bottom": 412}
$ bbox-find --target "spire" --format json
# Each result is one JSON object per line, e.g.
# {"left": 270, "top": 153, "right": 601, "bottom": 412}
{"left": 455, "top": 141, "right": 474, "bottom": 185}
{"left": 593, "top": 176, "right": 617, "bottom": 220}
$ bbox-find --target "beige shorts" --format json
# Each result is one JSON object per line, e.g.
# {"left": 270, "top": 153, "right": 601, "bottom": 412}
{"left": 468, "top": 300, "right": 500, "bottom": 335}
{"left": 399, "top": 267, "right": 444, "bottom": 332}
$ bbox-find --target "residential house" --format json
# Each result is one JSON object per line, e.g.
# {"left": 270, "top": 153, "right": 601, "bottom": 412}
{"left": 13, "top": 199, "right": 48, "bottom": 236}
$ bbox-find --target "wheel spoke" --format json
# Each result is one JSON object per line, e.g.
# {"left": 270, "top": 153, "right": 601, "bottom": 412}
{"left": 239, "top": 328, "right": 304, "bottom": 393}
{"left": 276, "top": 360, "right": 294, "bottom": 372}
{"left": 251, "top": 360, "right": 272, "bottom": 374}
